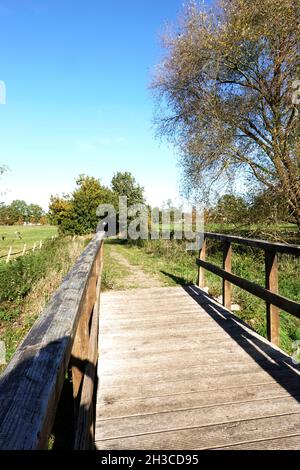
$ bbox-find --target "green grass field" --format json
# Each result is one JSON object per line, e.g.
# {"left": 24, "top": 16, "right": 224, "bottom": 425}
{"left": 0, "top": 225, "right": 58, "bottom": 259}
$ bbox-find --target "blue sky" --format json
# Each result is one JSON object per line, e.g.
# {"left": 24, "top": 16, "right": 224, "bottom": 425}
{"left": 0, "top": 0, "right": 195, "bottom": 210}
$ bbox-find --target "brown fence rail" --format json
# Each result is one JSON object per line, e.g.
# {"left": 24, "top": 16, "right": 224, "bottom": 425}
{"left": 197, "top": 232, "right": 300, "bottom": 346}
{"left": 0, "top": 230, "right": 105, "bottom": 450}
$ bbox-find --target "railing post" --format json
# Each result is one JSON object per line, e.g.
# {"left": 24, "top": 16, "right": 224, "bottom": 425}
{"left": 223, "top": 241, "right": 232, "bottom": 310}
{"left": 198, "top": 238, "right": 206, "bottom": 288}
{"left": 265, "top": 250, "right": 279, "bottom": 345}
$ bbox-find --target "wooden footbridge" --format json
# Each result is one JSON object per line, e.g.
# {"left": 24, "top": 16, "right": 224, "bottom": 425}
{"left": 0, "top": 231, "right": 300, "bottom": 450}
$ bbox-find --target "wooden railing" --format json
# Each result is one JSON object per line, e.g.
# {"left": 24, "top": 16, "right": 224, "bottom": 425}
{"left": 197, "top": 232, "right": 300, "bottom": 346}
{"left": 0, "top": 230, "right": 105, "bottom": 450}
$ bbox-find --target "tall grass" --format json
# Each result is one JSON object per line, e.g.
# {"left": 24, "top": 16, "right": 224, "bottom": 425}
{"left": 0, "top": 236, "right": 89, "bottom": 368}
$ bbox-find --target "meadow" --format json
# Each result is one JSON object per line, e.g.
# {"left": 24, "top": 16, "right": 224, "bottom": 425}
{"left": 0, "top": 225, "right": 58, "bottom": 259}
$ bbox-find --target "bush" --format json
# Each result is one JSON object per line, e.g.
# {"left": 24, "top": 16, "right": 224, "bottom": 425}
{"left": 0, "top": 238, "right": 75, "bottom": 302}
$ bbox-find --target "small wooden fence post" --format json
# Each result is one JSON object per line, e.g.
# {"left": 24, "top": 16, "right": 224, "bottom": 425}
{"left": 198, "top": 238, "right": 206, "bottom": 288}
{"left": 265, "top": 250, "right": 279, "bottom": 346}
{"left": 22, "top": 244, "right": 26, "bottom": 256}
{"left": 6, "top": 246, "right": 12, "bottom": 263}
{"left": 223, "top": 242, "right": 232, "bottom": 310}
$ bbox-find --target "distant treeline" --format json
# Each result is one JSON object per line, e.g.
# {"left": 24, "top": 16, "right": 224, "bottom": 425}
{"left": 0, "top": 200, "right": 46, "bottom": 226}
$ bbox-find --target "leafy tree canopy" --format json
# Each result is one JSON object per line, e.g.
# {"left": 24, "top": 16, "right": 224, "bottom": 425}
{"left": 111, "top": 171, "right": 145, "bottom": 207}
{"left": 153, "top": 0, "right": 300, "bottom": 228}
{"left": 49, "top": 175, "right": 116, "bottom": 235}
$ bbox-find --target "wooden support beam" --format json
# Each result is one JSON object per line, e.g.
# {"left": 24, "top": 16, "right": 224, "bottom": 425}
{"left": 198, "top": 239, "right": 206, "bottom": 289}
{"left": 223, "top": 242, "right": 232, "bottom": 311}
{"left": 265, "top": 250, "right": 280, "bottom": 346}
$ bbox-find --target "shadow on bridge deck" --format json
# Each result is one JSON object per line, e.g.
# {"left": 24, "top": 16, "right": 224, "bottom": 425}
{"left": 95, "top": 285, "right": 300, "bottom": 450}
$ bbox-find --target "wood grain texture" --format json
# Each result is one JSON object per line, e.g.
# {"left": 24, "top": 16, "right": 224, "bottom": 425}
{"left": 222, "top": 241, "right": 232, "bottom": 310}
{"left": 265, "top": 250, "right": 279, "bottom": 345}
{"left": 74, "top": 250, "right": 103, "bottom": 450}
{"left": 95, "top": 285, "right": 300, "bottom": 450}
{"left": 95, "top": 413, "right": 300, "bottom": 450}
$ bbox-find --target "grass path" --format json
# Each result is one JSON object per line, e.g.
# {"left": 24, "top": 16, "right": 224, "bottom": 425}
{"left": 102, "top": 240, "right": 198, "bottom": 292}
{"left": 108, "top": 245, "right": 163, "bottom": 289}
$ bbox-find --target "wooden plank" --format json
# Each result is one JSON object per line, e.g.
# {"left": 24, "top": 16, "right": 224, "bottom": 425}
{"left": 101, "top": 286, "right": 191, "bottom": 297}
{"left": 95, "top": 413, "right": 300, "bottom": 450}
{"left": 99, "top": 311, "right": 214, "bottom": 323}
{"left": 198, "top": 238, "right": 206, "bottom": 288}
{"left": 97, "top": 380, "right": 300, "bottom": 420}
{"left": 101, "top": 304, "right": 214, "bottom": 313}
{"left": 101, "top": 298, "right": 199, "bottom": 310}
{"left": 99, "top": 362, "right": 296, "bottom": 390}
{"left": 97, "top": 351, "right": 292, "bottom": 376}
{"left": 215, "top": 435, "right": 300, "bottom": 450}
{"left": 97, "top": 370, "right": 300, "bottom": 402}
{"left": 99, "top": 313, "right": 219, "bottom": 327}
{"left": 98, "top": 340, "right": 290, "bottom": 366}
{"left": 0, "top": 232, "right": 104, "bottom": 450}
{"left": 223, "top": 241, "right": 232, "bottom": 310}
{"left": 95, "top": 396, "right": 300, "bottom": 441}
{"left": 99, "top": 337, "right": 258, "bottom": 358}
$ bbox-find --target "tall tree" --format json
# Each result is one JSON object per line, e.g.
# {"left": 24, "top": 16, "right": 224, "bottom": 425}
{"left": 71, "top": 175, "right": 116, "bottom": 234}
{"left": 153, "top": 0, "right": 300, "bottom": 228}
{"left": 111, "top": 171, "right": 145, "bottom": 207}
{"left": 10, "top": 200, "right": 29, "bottom": 222}
{"left": 27, "top": 203, "right": 44, "bottom": 223}
{"left": 48, "top": 195, "right": 72, "bottom": 227}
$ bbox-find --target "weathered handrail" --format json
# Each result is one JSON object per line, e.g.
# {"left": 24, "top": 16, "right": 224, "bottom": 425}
{"left": 0, "top": 230, "right": 105, "bottom": 450}
{"left": 197, "top": 232, "right": 300, "bottom": 346}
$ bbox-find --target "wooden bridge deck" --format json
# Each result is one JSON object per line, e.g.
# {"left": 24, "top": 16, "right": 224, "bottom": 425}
{"left": 95, "top": 286, "right": 300, "bottom": 450}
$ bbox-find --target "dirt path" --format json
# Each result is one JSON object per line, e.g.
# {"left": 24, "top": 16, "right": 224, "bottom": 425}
{"left": 109, "top": 246, "right": 163, "bottom": 289}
